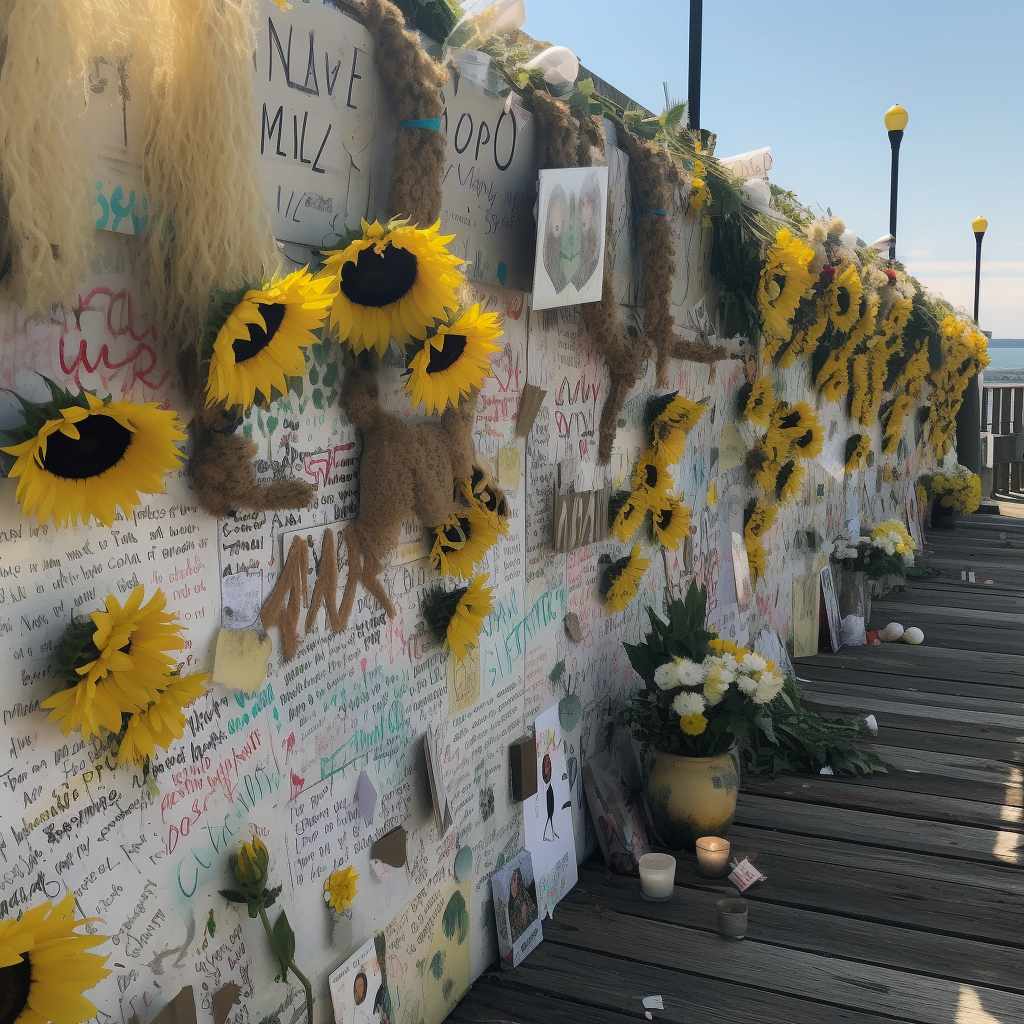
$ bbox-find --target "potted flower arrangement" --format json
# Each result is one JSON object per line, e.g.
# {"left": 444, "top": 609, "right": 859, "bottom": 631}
{"left": 919, "top": 465, "right": 982, "bottom": 526}
{"left": 832, "top": 521, "right": 916, "bottom": 645}
{"left": 621, "top": 582, "right": 785, "bottom": 849}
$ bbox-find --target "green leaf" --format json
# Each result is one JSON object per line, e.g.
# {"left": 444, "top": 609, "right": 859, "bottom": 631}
{"left": 218, "top": 889, "right": 248, "bottom": 904}
{"left": 441, "top": 890, "right": 470, "bottom": 944}
{"left": 271, "top": 910, "right": 296, "bottom": 982}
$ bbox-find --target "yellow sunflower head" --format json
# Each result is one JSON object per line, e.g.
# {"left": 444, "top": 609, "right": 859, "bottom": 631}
{"left": 631, "top": 448, "right": 673, "bottom": 497}
{"left": 647, "top": 393, "right": 708, "bottom": 463}
{"left": 430, "top": 505, "right": 499, "bottom": 579}
{"left": 882, "top": 394, "right": 915, "bottom": 453}
{"left": 405, "top": 304, "right": 503, "bottom": 415}
{"left": 744, "top": 498, "right": 778, "bottom": 541}
{"left": 459, "top": 464, "right": 510, "bottom": 535}
{"left": 117, "top": 672, "right": 208, "bottom": 767}
{"left": 743, "top": 377, "right": 778, "bottom": 426}
{"left": 758, "top": 229, "right": 816, "bottom": 343}
{"left": 826, "top": 263, "right": 863, "bottom": 332}
{"left": 601, "top": 544, "right": 650, "bottom": 613}
{"left": 774, "top": 460, "right": 804, "bottom": 503}
{"left": 745, "top": 535, "right": 767, "bottom": 582}
{"left": 844, "top": 433, "right": 870, "bottom": 473}
{"left": 610, "top": 489, "right": 650, "bottom": 543}
{"left": 1, "top": 384, "right": 186, "bottom": 529}
{"left": 745, "top": 441, "right": 780, "bottom": 493}
{"left": 204, "top": 268, "right": 334, "bottom": 413}
{"left": 791, "top": 417, "right": 824, "bottom": 461}
{"left": 321, "top": 218, "right": 465, "bottom": 356}
{"left": 324, "top": 865, "right": 359, "bottom": 914}
{"left": 847, "top": 292, "right": 879, "bottom": 348}
{"left": 422, "top": 575, "right": 494, "bottom": 662}
{"left": 42, "top": 586, "right": 184, "bottom": 741}
{"left": 0, "top": 891, "right": 110, "bottom": 1024}
{"left": 650, "top": 494, "right": 692, "bottom": 551}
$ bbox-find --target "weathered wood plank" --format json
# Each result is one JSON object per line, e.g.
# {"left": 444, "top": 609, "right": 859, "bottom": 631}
{"left": 451, "top": 980, "right": 642, "bottom": 1024}
{"left": 797, "top": 644, "right": 1024, "bottom": 684}
{"left": 879, "top": 724, "right": 1024, "bottom": 763}
{"left": 798, "top": 691, "right": 1024, "bottom": 733}
{"left": 742, "top": 774, "right": 1024, "bottom": 833}
{"left": 464, "top": 943, "right": 920, "bottom": 1024}
{"left": 544, "top": 902, "right": 1024, "bottom": 1024}
{"left": 875, "top": 743, "right": 1024, "bottom": 787}
{"left": 735, "top": 793, "right": 1023, "bottom": 865}
{"left": 868, "top": 602, "right": 1023, "bottom": 629}
{"left": 572, "top": 868, "right": 1024, "bottom": 991}
{"left": 797, "top": 664, "right": 1024, "bottom": 700}
{"left": 801, "top": 677, "right": 1024, "bottom": 716}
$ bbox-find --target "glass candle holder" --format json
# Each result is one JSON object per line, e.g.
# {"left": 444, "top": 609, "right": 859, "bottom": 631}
{"left": 638, "top": 853, "right": 676, "bottom": 902}
{"left": 695, "top": 837, "right": 731, "bottom": 878}
{"left": 716, "top": 898, "right": 748, "bottom": 939}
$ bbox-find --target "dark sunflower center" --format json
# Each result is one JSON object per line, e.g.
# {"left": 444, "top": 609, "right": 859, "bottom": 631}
{"left": 0, "top": 956, "right": 32, "bottom": 1024}
{"left": 232, "top": 302, "right": 286, "bottom": 363}
{"left": 442, "top": 518, "right": 470, "bottom": 547}
{"left": 340, "top": 243, "right": 418, "bottom": 308}
{"left": 643, "top": 464, "right": 659, "bottom": 488}
{"left": 427, "top": 335, "right": 468, "bottom": 374}
{"left": 656, "top": 508, "right": 673, "bottom": 531}
{"left": 837, "top": 287, "right": 851, "bottom": 316}
{"left": 42, "top": 414, "right": 132, "bottom": 480}
{"left": 772, "top": 273, "right": 786, "bottom": 296}
{"left": 796, "top": 429, "right": 813, "bottom": 449}
{"left": 780, "top": 412, "right": 800, "bottom": 430}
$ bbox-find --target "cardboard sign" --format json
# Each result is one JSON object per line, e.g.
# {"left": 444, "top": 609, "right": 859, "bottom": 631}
{"left": 820, "top": 564, "right": 842, "bottom": 653}
{"left": 553, "top": 486, "right": 610, "bottom": 552}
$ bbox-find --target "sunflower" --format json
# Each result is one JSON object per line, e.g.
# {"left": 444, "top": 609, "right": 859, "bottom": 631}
{"left": 324, "top": 866, "right": 359, "bottom": 914}
{"left": 762, "top": 425, "right": 794, "bottom": 465}
{"left": 447, "top": 575, "right": 494, "bottom": 661}
{"left": 744, "top": 498, "right": 778, "bottom": 541}
{"left": 825, "top": 263, "right": 863, "bottom": 332}
{"left": 42, "top": 586, "right": 185, "bottom": 741}
{"left": 610, "top": 490, "right": 650, "bottom": 543}
{"left": 744, "top": 378, "right": 777, "bottom": 426}
{"left": 322, "top": 218, "right": 465, "bottom": 356}
{"left": 205, "top": 269, "right": 333, "bottom": 412}
{"left": 745, "top": 441, "right": 780, "bottom": 493}
{"left": 774, "top": 460, "right": 804, "bottom": 503}
{"left": 650, "top": 495, "right": 691, "bottom": 550}
{"left": 2, "top": 386, "right": 186, "bottom": 529}
{"left": 816, "top": 345, "right": 852, "bottom": 401}
{"left": 430, "top": 505, "right": 499, "bottom": 578}
{"left": 846, "top": 292, "right": 879, "bottom": 349}
{"left": 882, "top": 394, "right": 915, "bottom": 453}
{"left": 459, "top": 467, "right": 510, "bottom": 535}
{"left": 631, "top": 448, "right": 673, "bottom": 498}
{"left": 844, "top": 434, "right": 870, "bottom": 473}
{"left": 648, "top": 393, "right": 707, "bottom": 463}
{"left": 791, "top": 417, "right": 824, "bottom": 461}
{"left": 745, "top": 535, "right": 767, "bottom": 583}
{"left": 602, "top": 544, "right": 650, "bottom": 613}
{"left": 771, "top": 401, "right": 818, "bottom": 444}
{"left": 757, "top": 229, "right": 816, "bottom": 343}
{"left": 117, "top": 673, "right": 208, "bottom": 767}
{"left": 405, "top": 304, "right": 504, "bottom": 414}
{"left": 878, "top": 295, "right": 913, "bottom": 346}
{"left": 0, "top": 891, "right": 110, "bottom": 1024}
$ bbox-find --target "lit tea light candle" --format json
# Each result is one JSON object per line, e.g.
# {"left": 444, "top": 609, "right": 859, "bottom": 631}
{"left": 695, "top": 837, "right": 731, "bottom": 878}
{"left": 638, "top": 853, "right": 676, "bottom": 901}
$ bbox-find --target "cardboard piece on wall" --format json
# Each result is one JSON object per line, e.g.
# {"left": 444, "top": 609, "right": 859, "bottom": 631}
{"left": 211, "top": 628, "right": 272, "bottom": 693}
{"left": 212, "top": 984, "right": 241, "bottom": 1024}
{"left": 424, "top": 728, "right": 453, "bottom": 836}
{"left": 509, "top": 736, "right": 538, "bottom": 801}
{"left": 370, "top": 826, "right": 407, "bottom": 868}
{"left": 151, "top": 988, "right": 198, "bottom": 1024}
{"left": 515, "top": 383, "right": 547, "bottom": 438}
{"left": 553, "top": 485, "right": 610, "bottom": 552}
{"left": 497, "top": 446, "right": 521, "bottom": 489}
{"left": 563, "top": 612, "right": 582, "bottom": 643}
{"left": 791, "top": 573, "right": 821, "bottom": 659}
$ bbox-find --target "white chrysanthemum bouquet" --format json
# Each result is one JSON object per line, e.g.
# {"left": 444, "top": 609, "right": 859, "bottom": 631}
{"left": 834, "top": 519, "right": 916, "bottom": 579}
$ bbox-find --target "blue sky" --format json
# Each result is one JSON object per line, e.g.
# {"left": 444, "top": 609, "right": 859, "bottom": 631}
{"left": 526, "top": 0, "right": 1024, "bottom": 337}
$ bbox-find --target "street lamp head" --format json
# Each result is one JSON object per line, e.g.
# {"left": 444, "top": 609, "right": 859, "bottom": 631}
{"left": 972, "top": 215, "right": 988, "bottom": 236}
{"left": 884, "top": 104, "right": 909, "bottom": 132}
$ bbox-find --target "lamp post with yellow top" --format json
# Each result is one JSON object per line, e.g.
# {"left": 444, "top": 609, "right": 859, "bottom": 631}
{"left": 884, "top": 104, "right": 908, "bottom": 262}
{"left": 957, "top": 215, "right": 988, "bottom": 487}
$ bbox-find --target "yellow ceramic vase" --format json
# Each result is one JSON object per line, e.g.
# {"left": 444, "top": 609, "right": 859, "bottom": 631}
{"left": 646, "top": 745, "right": 741, "bottom": 851}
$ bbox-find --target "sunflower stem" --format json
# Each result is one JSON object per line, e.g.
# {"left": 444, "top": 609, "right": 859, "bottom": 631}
{"left": 258, "top": 906, "right": 314, "bottom": 1023}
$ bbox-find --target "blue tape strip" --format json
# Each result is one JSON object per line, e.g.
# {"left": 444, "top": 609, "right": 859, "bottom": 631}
{"left": 397, "top": 118, "right": 442, "bottom": 131}
{"left": 636, "top": 207, "right": 668, "bottom": 216}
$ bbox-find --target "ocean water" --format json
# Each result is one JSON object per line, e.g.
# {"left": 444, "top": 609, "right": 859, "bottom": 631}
{"left": 986, "top": 346, "right": 1024, "bottom": 370}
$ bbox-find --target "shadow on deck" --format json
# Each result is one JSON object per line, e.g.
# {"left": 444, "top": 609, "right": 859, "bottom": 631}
{"left": 453, "top": 516, "right": 1024, "bottom": 1024}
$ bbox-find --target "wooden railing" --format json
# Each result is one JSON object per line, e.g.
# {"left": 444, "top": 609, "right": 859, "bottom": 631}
{"left": 982, "top": 382, "right": 1024, "bottom": 496}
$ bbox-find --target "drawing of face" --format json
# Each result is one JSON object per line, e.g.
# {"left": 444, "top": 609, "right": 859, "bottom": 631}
{"left": 542, "top": 753, "right": 552, "bottom": 784}
{"left": 510, "top": 871, "right": 519, "bottom": 898}
{"left": 353, "top": 972, "right": 367, "bottom": 1005}
{"left": 542, "top": 185, "right": 569, "bottom": 293}
{"left": 572, "top": 170, "right": 602, "bottom": 290}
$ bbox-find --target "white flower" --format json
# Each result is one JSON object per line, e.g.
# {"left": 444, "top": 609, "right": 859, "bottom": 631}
{"left": 671, "top": 690, "right": 706, "bottom": 718}
{"left": 752, "top": 672, "right": 784, "bottom": 704}
{"left": 655, "top": 660, "right": 682, "bottom": 690}
{"left": 676, "top": 659, "right": 705, "bottom": 689}
{"left": 736, "top": 673, "right": 758, "bottom": 695}
{"left": 740, "top": 652, "right": 767, "bottom": 673}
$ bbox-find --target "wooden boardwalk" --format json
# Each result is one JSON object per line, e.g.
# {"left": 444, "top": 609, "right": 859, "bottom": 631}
{"left": 453, "top": 515, "right": 1024, "bottom": 1024}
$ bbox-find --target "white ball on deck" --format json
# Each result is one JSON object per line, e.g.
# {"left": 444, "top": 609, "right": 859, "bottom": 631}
{"left": 880, "top": 622, "right": 905, "bottom": 642}
{"left": 902, "top": 626, "right": 925, "bottom": 645}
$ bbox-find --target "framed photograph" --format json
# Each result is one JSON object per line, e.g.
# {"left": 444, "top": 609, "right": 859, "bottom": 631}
{"left": 491, "top": 850, "right": 543, "bottom": 968}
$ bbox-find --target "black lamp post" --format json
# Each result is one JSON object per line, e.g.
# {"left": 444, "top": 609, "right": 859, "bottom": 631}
{"left": 884, "top": 104, "right": 908, "bottom": 262}
{"left": 972, "top": 215, "right": 988, "bottom": 321}
{"left": 688, "top": 0, "right": 703, "bottom": 132}
{"left": 957, "top": 215, "right": 988, "bottom": 483}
